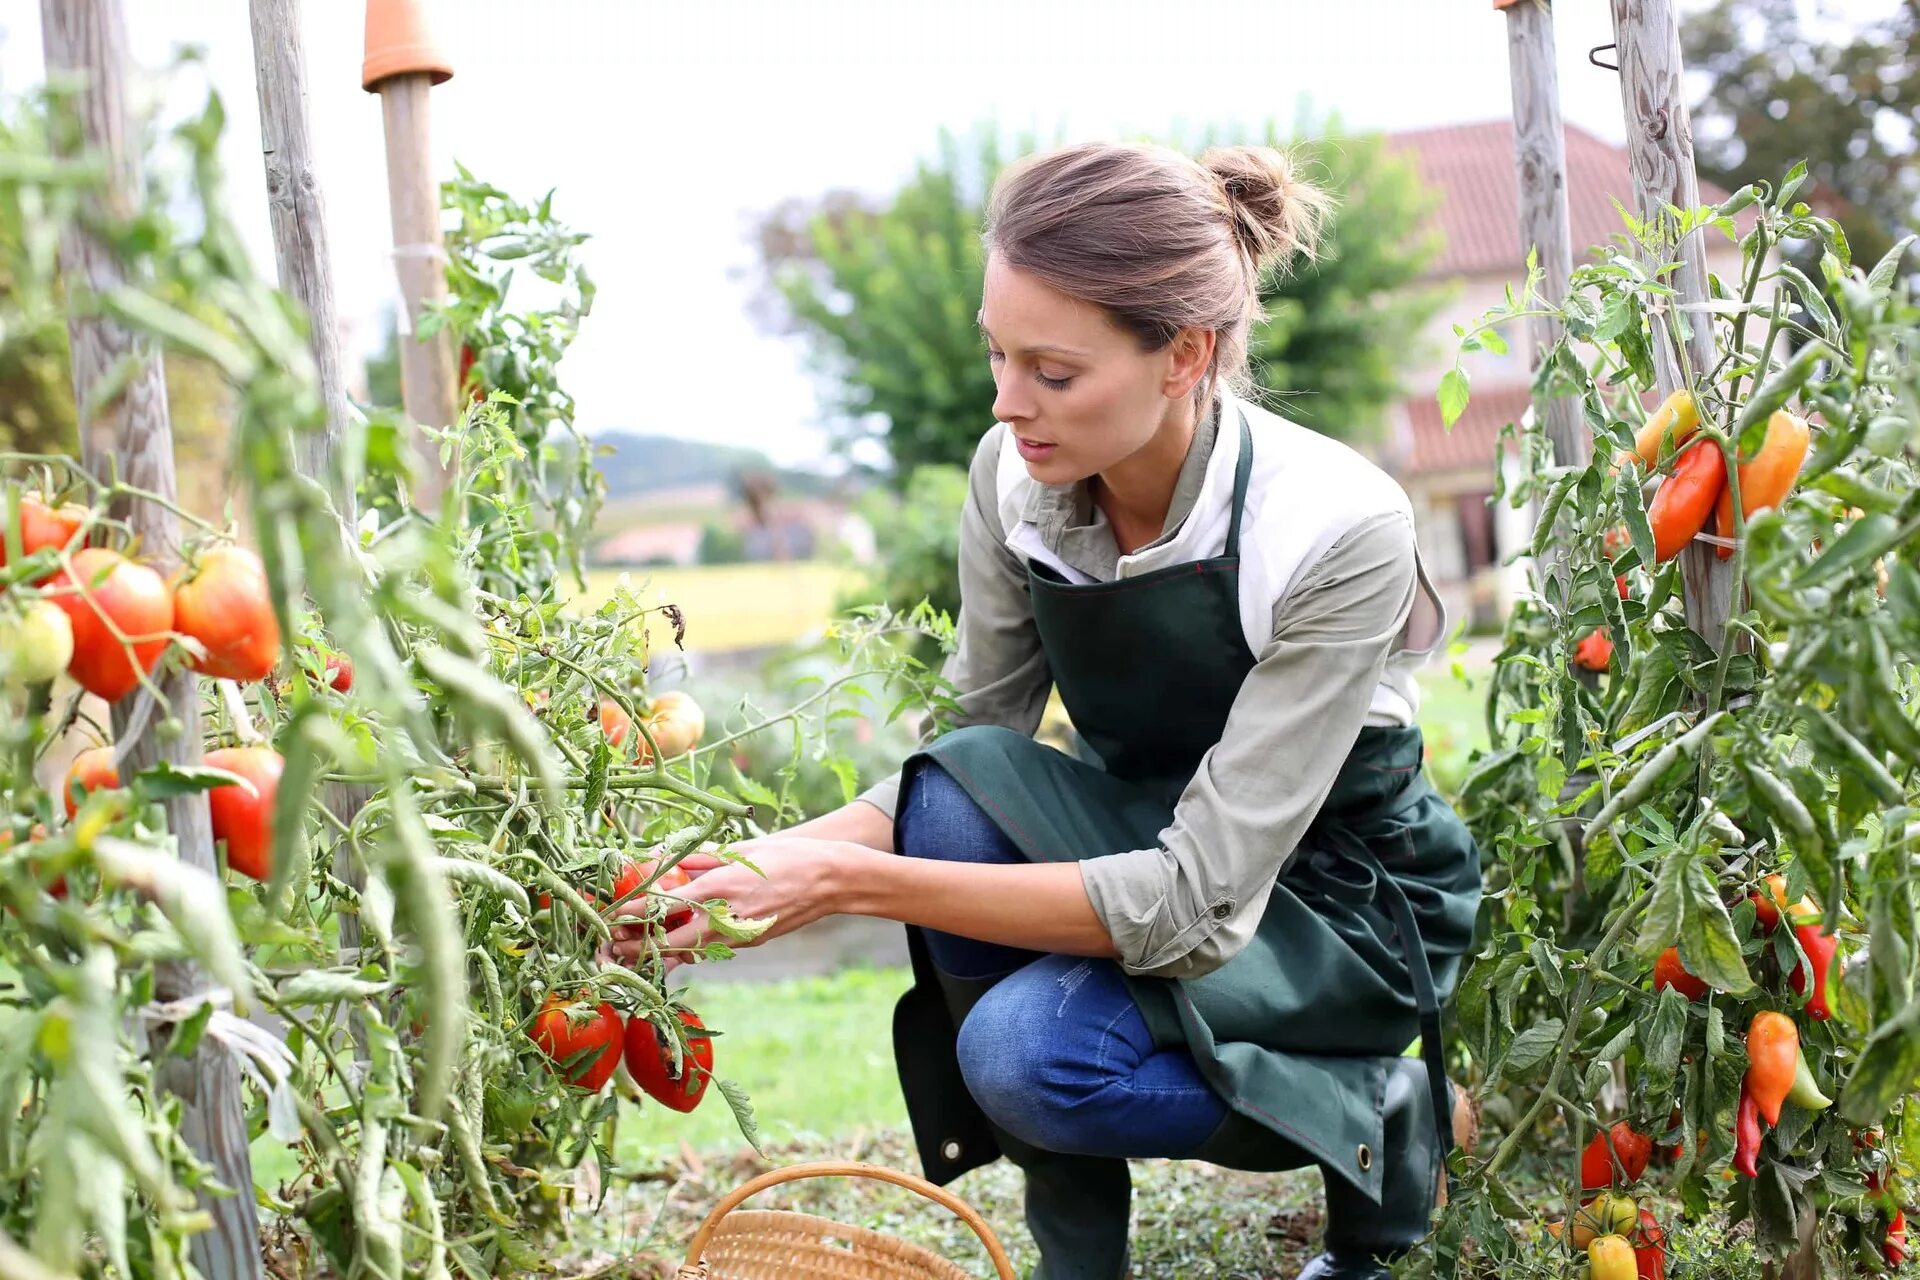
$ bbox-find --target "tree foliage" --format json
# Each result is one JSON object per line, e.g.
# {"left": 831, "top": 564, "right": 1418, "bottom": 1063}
{"left": 751, "top": 120, "right": 1445, "bottom": 479}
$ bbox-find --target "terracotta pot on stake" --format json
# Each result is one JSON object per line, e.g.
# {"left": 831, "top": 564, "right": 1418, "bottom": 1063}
{"left": 362, "top": 0, "right": 456, "bottom": 501}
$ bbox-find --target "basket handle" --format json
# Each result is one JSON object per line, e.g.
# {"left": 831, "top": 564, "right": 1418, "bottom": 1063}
{"left": 677, "top": 1159, "right": 1017, "bottom": 1280}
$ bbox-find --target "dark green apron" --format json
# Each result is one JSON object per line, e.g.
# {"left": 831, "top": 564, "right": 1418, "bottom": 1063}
{"left": 891, "top": 411, "right": 1482, "bottom": 1203}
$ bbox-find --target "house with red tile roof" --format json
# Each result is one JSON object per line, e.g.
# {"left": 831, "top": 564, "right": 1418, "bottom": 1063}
{"left": 1376, "top": 121, "right": 1746, "bottom": 632}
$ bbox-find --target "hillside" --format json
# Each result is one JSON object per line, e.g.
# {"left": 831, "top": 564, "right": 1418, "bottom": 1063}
{"left": 588, "top": 430, "right": 842, "bottom": 502}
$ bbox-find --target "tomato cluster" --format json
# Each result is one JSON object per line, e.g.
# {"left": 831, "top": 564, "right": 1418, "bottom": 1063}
{"left": 531, "top": 995, "right": 712, "bottom": 1112}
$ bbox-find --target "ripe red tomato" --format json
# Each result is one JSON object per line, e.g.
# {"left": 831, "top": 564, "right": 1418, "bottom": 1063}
{"left": 204, "top": 746, "right": 283, "bottom": 881}
{"left": 0, "top": 494, "right": 88, "bottom": 581}
{"left": 1580, "top": 1122, "right": 1653, "bottom": 1189}
{"left": 532, "top": 993, "right": 623, "bottom": 1091}
{"left": 323, "top": 654, "right": 354, "bottom": 692}
{"left": 48, "top": 549, "right": 174, "bottom": 702}
{"left": 624, "top": 1007, "right": 712, "bottom": 1112}
{"left": 63, "top": 745, "right": 121, "bottom": 820}
{"left": 172, "top": 545, "right": 281, "bottom": 682}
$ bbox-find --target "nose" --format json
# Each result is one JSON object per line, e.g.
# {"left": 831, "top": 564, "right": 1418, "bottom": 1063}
{"left": 990, "top": 367, "right": 1031, "bottom": 427}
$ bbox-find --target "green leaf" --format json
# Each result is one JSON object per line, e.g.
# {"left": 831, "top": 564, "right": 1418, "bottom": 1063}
{"left": 164, "top": 998, "right": 215, "bottom": 1059}
{"left": 1791, "top": 512, "right": 1902, "bottom": 591}
{"left": 1643, "top": 987, "right": 1689, "bottom": 1091}
{"left": 1437, "top": 365, "right": 1470, "bottom": 428}
{"left": 130, "top": 761, "right": 250, "bottom": 800}
{"left": 1503, "top": 1019, "right": 1564, "bottom": 1078}
{"left": 1842, "top": 994, "right": 1920, "bottom": 1124}
{"left": 716, "top": 1078, "right": 766, "bottom": 1157}
{"left": 1867, "top": 235, "right": 1916, "bottom": 293}
{"left": 1638, "top": 849, "right": 1689, "bottom": 961}
{"left": 1679, "top": 858, "right": 1755, "bottom": 994}
{"left": 276, "top": 971, "right": 393, "bottom": 1006}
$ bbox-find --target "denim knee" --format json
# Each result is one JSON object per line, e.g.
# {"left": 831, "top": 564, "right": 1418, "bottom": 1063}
{"left": 898, "top": 762, "right": 1038, "bottom": 979}
{"left": 955, "top": 956, "right": 1227, "bottom": 1159}
{"left": 897, "top": 761, "right": 1022, "bottom": 867}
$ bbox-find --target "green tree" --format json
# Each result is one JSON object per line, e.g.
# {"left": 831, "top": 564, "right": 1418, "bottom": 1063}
{"left": 1683, "top": 0, "right": 1917, "bottom": 275}
{"left": 698, "top": 520, "right": 747, "bottom": 564}
{"left": 751, "top": 119, "right": 1444, "bottom": 478}
{"left": 837, "top": 463, "right": 969, "bottom": 640}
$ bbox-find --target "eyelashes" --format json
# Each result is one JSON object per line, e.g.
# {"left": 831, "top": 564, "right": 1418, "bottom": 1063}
{"left": 986, "top": 349, "right": 1073, "bottom": 391}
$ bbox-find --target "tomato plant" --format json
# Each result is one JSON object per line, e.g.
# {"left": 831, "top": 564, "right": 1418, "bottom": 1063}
{"left": 0, "top": 86, "right": 956, "bottom": 1277}
{"left": 1420, "top": 163, "right": 1920, "bottom": 1276}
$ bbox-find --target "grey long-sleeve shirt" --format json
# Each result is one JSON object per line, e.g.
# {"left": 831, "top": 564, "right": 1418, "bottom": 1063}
{"left": 858, "top": 392, "right": 1433, "bottom": 980}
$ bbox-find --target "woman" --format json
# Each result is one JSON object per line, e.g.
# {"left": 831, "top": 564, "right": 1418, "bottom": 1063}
{"left": 613, "top": 140, "right": 1482, "bottom": 1280}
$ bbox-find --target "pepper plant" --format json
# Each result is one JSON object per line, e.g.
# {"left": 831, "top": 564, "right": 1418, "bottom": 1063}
{"left": 1418, "top": 164, "right": 1920, "bottom": 1276}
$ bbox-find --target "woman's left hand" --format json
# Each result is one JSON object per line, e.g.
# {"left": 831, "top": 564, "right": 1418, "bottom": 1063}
{"left": 603, "top": 836, "right": 857, "bottom": 972}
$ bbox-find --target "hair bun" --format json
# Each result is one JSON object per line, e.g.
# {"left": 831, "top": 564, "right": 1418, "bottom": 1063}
{"left": 1201, "top": 144, "right": 1333, "bottom": 273}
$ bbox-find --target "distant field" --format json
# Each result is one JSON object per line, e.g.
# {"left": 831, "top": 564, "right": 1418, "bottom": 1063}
{"left": 571, "top": 562, "right": 867, "bottom": 653}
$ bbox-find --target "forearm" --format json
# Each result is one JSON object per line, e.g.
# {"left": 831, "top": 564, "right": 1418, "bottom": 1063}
{"left": 835, "top": 846, "right": 1120, "bottom": 960}
{"left": 784, "top": 799, "right": 895, "bottom": 852}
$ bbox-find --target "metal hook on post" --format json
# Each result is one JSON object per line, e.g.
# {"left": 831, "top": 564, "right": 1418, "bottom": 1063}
{"left": 1589, "top": 42, "right": 1619, "bottom": 71}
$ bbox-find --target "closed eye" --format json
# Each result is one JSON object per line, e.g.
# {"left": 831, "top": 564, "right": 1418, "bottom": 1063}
{"left": 986, "top": 348, "right": 1073, "bottom": 391}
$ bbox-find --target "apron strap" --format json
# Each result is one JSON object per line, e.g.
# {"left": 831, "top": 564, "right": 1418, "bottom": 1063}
{"left": 1334, "top": 834, "right": 1455, "bottom": 1187}
{"left": 1223, "top": 408, "right": 1254, "bottom": 560}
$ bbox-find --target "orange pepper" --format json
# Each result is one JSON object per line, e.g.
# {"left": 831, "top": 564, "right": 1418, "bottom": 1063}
{"left": 1745, "top": 1011, "right": 1799, "bottom": 1126}
{"left": 1714, "top": 411, "right": 1810, "bottom": 558}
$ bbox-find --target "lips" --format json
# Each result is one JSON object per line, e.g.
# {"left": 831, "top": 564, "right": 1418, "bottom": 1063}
{"left": 1014, "top": 436, "right": 1057, "bottom": 461}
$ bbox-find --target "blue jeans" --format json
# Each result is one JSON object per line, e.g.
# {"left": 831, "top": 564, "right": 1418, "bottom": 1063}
{"left": 897, "top": 761, "right": 1230, "bottom": 1160}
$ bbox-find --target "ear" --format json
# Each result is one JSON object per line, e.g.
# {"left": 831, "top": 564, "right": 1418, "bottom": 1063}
{"left": 1162, "top": 327, "right": 1217, "bottom": 400}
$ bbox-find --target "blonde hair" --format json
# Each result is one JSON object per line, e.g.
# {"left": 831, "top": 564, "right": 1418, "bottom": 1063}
{"left": 982, "top": 140, "right": 1333, "bottom": 413}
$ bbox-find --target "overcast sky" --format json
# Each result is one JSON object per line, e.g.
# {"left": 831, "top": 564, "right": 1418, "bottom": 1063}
{"left": 0, "top": 2, "right": 1901, "bottom": 469}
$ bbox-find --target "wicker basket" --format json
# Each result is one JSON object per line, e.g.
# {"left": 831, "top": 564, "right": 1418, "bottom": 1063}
{"left": 675, "top": 1160, "right": 1017, "bottom": 1280}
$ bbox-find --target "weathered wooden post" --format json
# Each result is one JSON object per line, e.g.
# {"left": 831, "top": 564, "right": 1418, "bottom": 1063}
{"left": 249, "top": 0, "right": 372, "bottom": 1044}
{"left": 38, "top": 2, "right": 263, "bottom": 1275}
{"left": 1497, "top": 0, "right": 1585, "bottom": 470}
{"left": 362, "top": 0, "right": 456, "bottom": 499}
{"left": 1610, "top": 0, "right": 1739, "bottom": 650}
{"left": 249, "top": 0, "right": 353, "bottom": 498}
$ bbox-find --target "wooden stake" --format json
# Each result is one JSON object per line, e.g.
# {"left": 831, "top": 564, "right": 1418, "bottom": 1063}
{"left": 1503, "top": 0, "right": 1585, "bottom": 470}
{"left": 249, "top": 0, "right": 353, "bottom": 498}
{"left": 249, "top": 0, "right": 372, "bottom": 1057}
{"left": 1610, "top": 0, "right": 1739, "bottom": 650}
{"left": 38, "top": 2, "right": 262, "bottom": 1275}
{"left": 377, "top": 73, "right": 456, "bottom": 496}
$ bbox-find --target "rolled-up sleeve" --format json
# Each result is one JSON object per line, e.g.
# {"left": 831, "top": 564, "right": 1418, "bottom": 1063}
{"left": 857, "top": 425, "right": 1052, "bottom": 820}
{"left": 1077, "top": 512, "right": 1419, "bottom": 979}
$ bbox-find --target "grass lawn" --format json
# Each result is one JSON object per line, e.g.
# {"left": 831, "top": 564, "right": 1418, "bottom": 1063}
{"left": 616, "top": 967, "right": 913, "bottom": 1163}
{"left": 571, "top": 562, "right": 863, "bottom": 653}
{"left": 1416, "top": 661, "right": 1493, "bottom": 799}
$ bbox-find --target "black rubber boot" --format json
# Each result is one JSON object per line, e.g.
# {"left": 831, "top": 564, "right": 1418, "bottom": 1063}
{"left": 930, "top": 967, "right": 1134, "bottom": 1280}
{"left": 1296, "top": 1058, "right": 1445, "bottom": 1279}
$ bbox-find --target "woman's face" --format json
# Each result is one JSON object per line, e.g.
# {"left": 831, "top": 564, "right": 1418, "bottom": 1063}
{"left": 979, "top": 255, "right": 1212, "bottom": 485}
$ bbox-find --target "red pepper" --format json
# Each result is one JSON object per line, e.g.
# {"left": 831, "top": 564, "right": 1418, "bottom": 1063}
{"left": 1734, "top": 1085, "right": 1762, "bottom": 1179}
{"left": 1788, "top": 923, "right": 1839, "bottom": 1021}
{"left": 1574, "top": 629, "right": 1615, "bottom": 673}
{"left": 1652, "top": 946, "right": 1709, "bottom": 1001}
{"left": 1633, "top": 1208, "right": 1667, "bottom": 1280}
{"left": 1887, "top": 1208, "right": 1908, "bottom": 1268}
